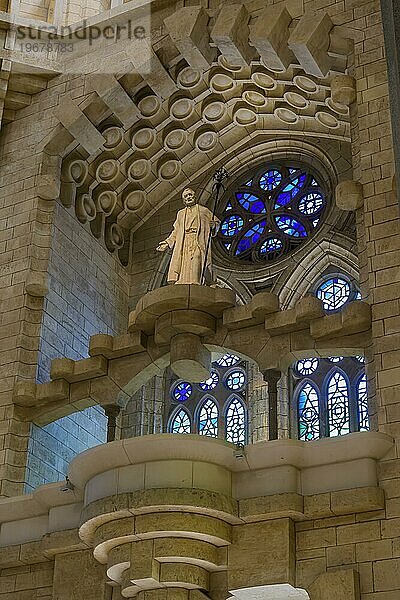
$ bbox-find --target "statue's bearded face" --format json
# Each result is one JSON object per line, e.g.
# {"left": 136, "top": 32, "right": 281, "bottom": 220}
{"left": 182, "top": 188, "right": 196, "bottom": 207}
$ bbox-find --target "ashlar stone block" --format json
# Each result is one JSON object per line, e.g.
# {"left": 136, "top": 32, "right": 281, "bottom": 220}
{"left": 308, "top": 569, "right": 360, "bottom": 600}
{"left": 89, "top": 74, "right": 140, "bottom": 128}
{"left": 288, "top": 12, "right": 333, "bottom": 77}
{"left": 165, "top": 7, "right": 215, "bottom": 70}
{"left": 250, "top": 7, "right": 294, "bottom": 72}
{"left": 228, "top": 519, "right": 295, "bottom": 590}
{"left": 211, "top": 4, "right": 253, "bottom": 67}
{"left": 53, "top": 94, "right": 105, "bottom": 155}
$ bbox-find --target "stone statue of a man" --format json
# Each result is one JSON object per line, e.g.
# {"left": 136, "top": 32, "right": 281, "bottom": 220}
{"left": 157, "top": 188, "right": 220, "bottom": 285}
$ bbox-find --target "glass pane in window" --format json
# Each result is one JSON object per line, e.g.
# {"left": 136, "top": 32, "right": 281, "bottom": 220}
{"left": 170, "top": 409, "right": 191, "bottom": 434}
{"left": 358, "top": 374, "right": 369, "bottom": 431}
{"left": 327, "top": 372, "right": 350, "bottom": 437}
{"left": 198, "top": 398, "right": 219, "bottom": 437}
{"left": 298, "top": 383, "right": 320, "bottom": 441}
{"left": 226, "top": 396, "right": 246, "bottom": 445}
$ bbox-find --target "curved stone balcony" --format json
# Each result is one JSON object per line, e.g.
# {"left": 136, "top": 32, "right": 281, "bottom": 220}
{"left": 0, "top": 432, "right": 392, "bottom": 598}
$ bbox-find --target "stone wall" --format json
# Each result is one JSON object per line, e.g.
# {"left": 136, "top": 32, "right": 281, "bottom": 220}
{"left": 25, "top": 199, "right": 129, "bottom": 489}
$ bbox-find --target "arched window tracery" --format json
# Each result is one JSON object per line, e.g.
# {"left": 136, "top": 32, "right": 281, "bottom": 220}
{"left": 166, "top": 354, "right": 248, "bottom": 444}
{"left": 293, "top": 272, "right": 369, "bottom": 440}
{"left": 327, "top": 370, "right": 350, "bottom": 437}
{"left": 294, "top": 359, "right": 369, "bottom": 440}
{"left": 169, "top": 407, "right": 191, "bottom": 435}
{"left": 198, "top": 397, "right": 219, "bottom": 437}
{"left": 217, "top": 163, "right": 329, "bottom": 263}
{"left": 225, "top": 396, "right": 246, "bottom": 445}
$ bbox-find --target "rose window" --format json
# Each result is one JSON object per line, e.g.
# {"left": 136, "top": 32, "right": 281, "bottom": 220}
{"left": 217, "top": 164, "right": 327, "bottom": 262}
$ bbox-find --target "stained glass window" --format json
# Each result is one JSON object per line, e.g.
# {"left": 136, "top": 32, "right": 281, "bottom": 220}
{"left": 198, "top": 398, "right": 219, "bottom": 437}
{"left": 297, "top": 358, "right": 319, "bottom": 375}
{"left": 225, "top": 369, "right": 246, "bottom": 391}
{"left": 199, "top": 371, "right": 219, "bottom": 391}
{"left": 172, "top": 381, "right": 192, "bottom": 402}
{"left": 220, "top": 214, "right": 244, "bottom": 236}
{"left": 298, "top": 383, "right": 320, "bottom": 441}
{"left": 169, "top": 408, "right": 191, "bottom": 434}
{"left": 316, "top": 277, "right": 351, "bottom": 311}
{"left": 217, "top": 354, "right": 240, "bottom": 367}
{"left": 293, "top": 356, "right": 368, "bottom": 441}
{"left": 217, "top": 163, "right": 328, "bottom": 263}
{"left": 259, "top": 169, "right": 282, "bottom": 190}
{"left": 327, "top": 372, "right": 350, "bottom": 437}
{"left": 260, "top": 238, "right": 283, "bottom": 256}
{"left": 357, "top": 374, "right": 369, "bottom": 431}
{"left": 166, "top": 356, "right": 247, "bottom": 443}
{"left": 275, "top": 215, "right": 307, "bottom": 238}
{"left": 298, "top": 192, "right": 324, "bottom": 215}
{"left": 226, "top": 396, "right": 246, "bottom": 445}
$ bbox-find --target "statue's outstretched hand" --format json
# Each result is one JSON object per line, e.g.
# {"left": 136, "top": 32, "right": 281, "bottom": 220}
{"left": 156, "top": 241, "right": 169, "bottom": 252}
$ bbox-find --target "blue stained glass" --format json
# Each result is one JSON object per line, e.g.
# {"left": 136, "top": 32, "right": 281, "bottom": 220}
{"left": 219, "top": 163, "right": 326, "bottom": 263}
{"left": 317, "top": 277, "right": 350, "bottom": 311}
{"left": 356, "top": 355, "right": 365, "bottom": 363}
{"left": 355, "top": 291, "right": 362, "bottom": 300}
{"left": 236, "top": 221, "right": 266, "bottom": 254}
{"left": 259, "top": 169, "right": 282, "bottom": 191}
{"left": 225, "top": 369, "right": 246, "bottom": 391}
{"left": 236, "top": 192, "right": 266, "bottom": 214}
{"left": 275, "top": 174, "right": 307, "bottom": 207}
{"left": 275, "top": 215, "right": 307, "bottom": 238}
{"left": 199, "top": 371, "right": 219, "bottom": 391}
{"left": 170, "top": 408, "right": 191, "bottom": 434}
{"left": 221, "top": 214, "right": 244, "bottom": 236}
{"left": 298, "top": 383, "right": 320, "bottom": 441}
{"left": 328, "top": 357, "right": 343, "bottom": 363}
{"left": 298, "top": 192, "right": 324, "bottom": 215}
{"left": 260, "top": 237, "right": 283, "bottom": 254}
{"left": 172, "top": 382, "right": 192, "bottom": 402}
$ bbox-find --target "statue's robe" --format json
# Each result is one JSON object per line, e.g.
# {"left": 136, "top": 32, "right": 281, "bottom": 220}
{"left": 164, "top": 204, "right": 220, "bottom": 285}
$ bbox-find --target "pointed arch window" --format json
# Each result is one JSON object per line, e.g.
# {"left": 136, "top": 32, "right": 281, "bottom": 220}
{"left": 225, "top": 396, "right": 246, "bottom": 445}
{"left": 169, "top": 408, "right": 191, "bottom": 434}
{"left": 293, "top": 357, "right": 368, "bottom": 441}
{"left": 166, "top": 354, "right": 247, "bottom": 443}
{"left": 298, "top": 382, "right": 320, "bottom": 441}
{"left": 327, "top": 371, "right": 350, "bottom": 437}
{"left": 198, "top": 398, "right": 219, "bottom": 437}
{"left": 357, "top": 373, "right": 369, "bottom": 431}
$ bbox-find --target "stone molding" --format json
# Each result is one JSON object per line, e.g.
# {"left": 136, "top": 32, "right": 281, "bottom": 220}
{"left": 12, "top": 284, "right": 372, "bottom": 424}
{"left": 0, "top": 433, "right": 389, "bottom": 595}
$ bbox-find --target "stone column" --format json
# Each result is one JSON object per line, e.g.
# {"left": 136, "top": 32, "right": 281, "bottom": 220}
{"left": 104, "top": 404, "right": 121, "bottom": 442}
{"left": 381, "top": 0, "right": 400, "bottom": 205}
{"left": 247, "top": 364, "right": 269, "bottom": 443}
{"left": 263, "top": 370, "right": 281, "bottom": 441}
{"left": 121, "top": 375, "right": 164, "bottom": 439}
